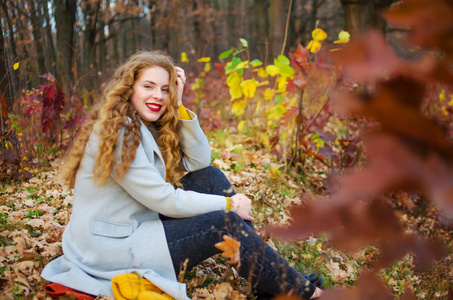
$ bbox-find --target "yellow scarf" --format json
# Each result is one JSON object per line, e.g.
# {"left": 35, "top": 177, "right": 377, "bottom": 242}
{"left": 112, "top": 273, "right": 174, "bottom": 300}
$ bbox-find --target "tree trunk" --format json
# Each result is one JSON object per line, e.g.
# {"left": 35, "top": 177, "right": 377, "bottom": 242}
{"left": 211, "top": 0, "right": 221, "bottom": 57}
{"left": 82, "top": 0, "right": 102, "bottom": 87}
{"left": 110, "top": 23, "right": 119, "bottom": 64}
{"left": 28, "top": 0, "right": 46, "bottom": 76}
{"left": 0, "top": 18, "right": 12, "bottom": 109}
{"left": 99, "top": 16, "right": 107, "bottom": 83}
{"left": 122, "top": 25, "right": 130, "bottom": 59}
{"left": 192, "top": 0, "right": 202, "bottom": 55}
{"left": 253, "top": 0, "right": 269, "bottom": 63}
{"left": 0, "top": 0, "right": 16, "bottom": 103}
{"left": 340, "top": 0, "right": 395, "bottom": 37}
{"left": 54, "top": 0, "right": 77, "bottom": 96}
{"left": 16, "top": 0, "right": 32, "bottom": 90}
{"left": 148, "top": 0, "right": 158, "bottom": 49}
{"left": 227, "top": 0, "right": 238, "bottom": 47}
{"left": 42, "top": 0, "right": 56, "bottom": 76}
{"left": 268, "top": 0, "right": 288, "bottom": 59}
{"left": 130, "top": 18, "right": 138, "bottom": 54}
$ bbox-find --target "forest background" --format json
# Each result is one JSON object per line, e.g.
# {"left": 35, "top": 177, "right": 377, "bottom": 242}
{"left": 0, "top": 0, "right": 452, "bottom": 299}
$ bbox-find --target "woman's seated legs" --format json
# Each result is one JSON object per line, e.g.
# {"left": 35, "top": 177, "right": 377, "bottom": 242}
{"left": 162, "top": 210, "right": 321, "bottom": 299}
{"left": 163, "top": 166, "right": 322, "bottom": 298}
{"left": 180, "top": 166, "right": 236, "bottom": 197}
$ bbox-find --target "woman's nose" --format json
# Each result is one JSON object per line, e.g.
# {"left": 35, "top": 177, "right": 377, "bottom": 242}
{"left": 152, "top": 89, "right": 162, "bottom": 100}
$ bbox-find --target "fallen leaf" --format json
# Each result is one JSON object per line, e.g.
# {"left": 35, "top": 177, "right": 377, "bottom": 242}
{"left": 215, "top": 235, "right": 241, "bottom": 267}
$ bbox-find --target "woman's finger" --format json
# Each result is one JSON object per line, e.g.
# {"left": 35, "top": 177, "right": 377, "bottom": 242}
{"left": 175, "top": 67, "right": 186, "bottom": 84}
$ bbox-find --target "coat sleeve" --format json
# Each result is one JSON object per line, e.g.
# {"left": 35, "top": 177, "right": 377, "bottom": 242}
{"left": 86, "top": 127, "right": 226, "bottom": 218}
{"left": 179, "top": 110, "right": 211, "bottom": 172}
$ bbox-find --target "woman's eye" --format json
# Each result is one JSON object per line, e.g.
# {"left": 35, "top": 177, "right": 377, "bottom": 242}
{"left": 162, "top": 88, "right": 169, "bottom": 93}
{"left": 145, "top": 85, "right": 152, "bottom": 89}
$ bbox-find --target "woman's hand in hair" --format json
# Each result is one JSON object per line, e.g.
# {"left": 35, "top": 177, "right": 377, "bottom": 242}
{"left": 230, "top": 194, "right": 254, "bottom": 221}
{"left": 175, "top": 66, "right": 186, "bottom": 106}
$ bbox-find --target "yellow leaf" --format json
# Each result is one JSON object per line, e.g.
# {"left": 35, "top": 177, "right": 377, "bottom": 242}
{"left": 256, "top": 67, "right": 268, "bottom": 78}
{"left": 334, "top": 30, "right": 350, "bottom": 44}
{"left": 181, "top": 52, "right": 189, "bottom": 63}
{"left": 236, "top": 60, "right": 249, "bottom": 69}
{"left": 242, "top": 79, "right": 257, "bottom": 99}
{"left": 260, "top": 132, "right": 270, "bottom": 149}
{"left": 266, "top": 104, "right": 286, "bottom": 120}
{"left": 227, "top": 72, "right": 241, "bottom": 87}
{"left": 277, "top": 77, "right": 288, "bottom": 93}
{"left": 264, "top": 88, "right": 274, "bottom": 101}
{"left": 13, "top": 62, "right": 19, "bottom": 70}
{"left": 312, "top": 28, "right": 327, "bottom": 41}
{"left": 215, "top": 235, "right": 241, "bottom": 266}
{"left": 197, "top": 57, "right": 211, "bottom": 62}
{"left": 266, "top": 65, "right": 280, "bottom": 76}
{"left": 439, "top": 89, "right": 446, "bottom": 102}
{"left": 306, "top": 40, "right": 322, "bottom": 53}
{"left": 229, "top": 85, "right": 243, "bottom": 101}
{"left": 255, "top": 101, "right": 261, "bottom": 113}
{"left": 270, "top": 168, "right": 281, "bottom": 179}
{"left": 238, "top": 120, "right": 246, "bottom": 132}
{"left": 204, "top": 62, "right": 211, "bottom": 72}
{"left": 257, "top": 80, "right": 269, "bottom": 87}
{"left": 231, "top": 99, "right": 246, "bottom": 116}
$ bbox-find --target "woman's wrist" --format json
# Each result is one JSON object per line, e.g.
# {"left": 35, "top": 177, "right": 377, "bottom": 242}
{"left": 178, "top": 104, "right": 192, "bottom": 120}
{"left": 225, "top": 197, "right": 231, "bottom": 210}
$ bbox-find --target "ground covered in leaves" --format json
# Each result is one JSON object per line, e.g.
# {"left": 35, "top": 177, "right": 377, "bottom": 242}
{"left": 0, "top": 135, "right": 452, "bottom": 299}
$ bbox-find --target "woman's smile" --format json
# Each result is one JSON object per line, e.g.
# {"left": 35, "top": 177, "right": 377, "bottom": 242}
{"left": 130, "top": 66, "right": 170, "bottom": 122}
{"left": 146, "top": 102, "right": 163, "bottom": 112}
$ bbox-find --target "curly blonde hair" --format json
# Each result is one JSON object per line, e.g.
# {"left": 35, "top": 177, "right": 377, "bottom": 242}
{"left": 61, "top": 51, "right": 184, "bottom": 188}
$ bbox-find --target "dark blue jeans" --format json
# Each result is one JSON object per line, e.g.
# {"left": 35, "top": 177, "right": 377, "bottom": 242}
{"left": 161, "top": 166, "right": 322, "bottom": 299}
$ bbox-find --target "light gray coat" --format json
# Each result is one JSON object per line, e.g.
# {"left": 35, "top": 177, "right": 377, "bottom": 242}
{"left": 41, "top": 111, "right": 227, "bottom": 299}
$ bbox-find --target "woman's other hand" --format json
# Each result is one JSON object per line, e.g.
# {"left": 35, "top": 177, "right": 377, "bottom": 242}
{"left": 175, "top": 66, "right": 186, "bottom": 106}
{"left": 230, "top": 194, "right": 254, "bottom": 221}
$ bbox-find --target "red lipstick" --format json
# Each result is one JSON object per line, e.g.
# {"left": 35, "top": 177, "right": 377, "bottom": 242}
{"left": 146, "top": 103, "right": 162, "bottom": 112}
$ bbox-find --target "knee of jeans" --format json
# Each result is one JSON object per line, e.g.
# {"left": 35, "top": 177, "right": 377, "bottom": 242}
{"left": 207, "top": 210, "right": 245, "bottom": 231}
{"left": 221, "top": 211, "right": 254, "bottom": 237}
{"left": 193, "top": 165, "right": 220, "bottom": 177}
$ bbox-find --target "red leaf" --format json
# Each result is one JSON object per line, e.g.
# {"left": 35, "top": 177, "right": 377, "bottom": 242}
{"left": 292, "top": 73, "right": 308, "bottom": 89}
{"left": 281, "top": 107, "right": 299, "bottom": 126}
{"left": 383, "top": 0, "right": 453, "bottom": 59}
{"left": 332, "top": 77, "right": 453, "bottom": 160}
{"left": 331, "top": 133, "right": 453, "bottom": 221}
{"left": 321, "top": 271, "right": 394, "bottom": 300}
{"left": 329, "top": 30, "right": 402, "bottom": 82}
{"left": 289, "top": 43, "right": 309, "bottom": 72}
{"left": 400, "top": 287, "right": 417, "bottom": 300}
{"left": 376, "top": 234, "right": 447, "bottom": 271}
{"left": 40, "top": 81, "right": 65, "bottom": 133}
{"left": 214, "top": 62, "right": 225, "bottom": 70}
{"left": 64, "top": 115, "right": 85, "bottom": 130}
{"left": 0, "top": 94, "right": 9, "bottom": 119}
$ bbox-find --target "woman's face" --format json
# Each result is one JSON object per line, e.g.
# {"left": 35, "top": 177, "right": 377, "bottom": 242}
{"left": 130, "top": 66, "right": 170, "bottom": 122}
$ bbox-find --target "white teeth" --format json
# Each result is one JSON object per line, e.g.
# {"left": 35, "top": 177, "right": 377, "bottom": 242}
{"left": 147, "top": 103, "right": 161, "bottom": 108}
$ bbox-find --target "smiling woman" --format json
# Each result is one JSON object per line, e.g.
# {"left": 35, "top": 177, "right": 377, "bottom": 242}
{"left": 40, "top": 51, "right": 323, "bottom": 300}
{"left": 130, "top": 67, "right": 170, "bottom": 122}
